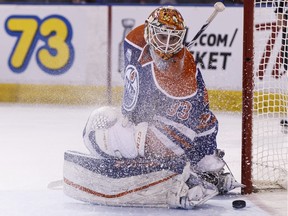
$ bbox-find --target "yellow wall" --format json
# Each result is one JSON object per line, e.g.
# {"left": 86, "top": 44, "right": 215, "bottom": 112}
{"left": 2, "top": 84, "right": 287, "bottom": 113}
{"left": 0, "top": 84, "right": 243, "bottom": 111}
{"left": 0, "top": 84, "right": 108, "bottom": 105}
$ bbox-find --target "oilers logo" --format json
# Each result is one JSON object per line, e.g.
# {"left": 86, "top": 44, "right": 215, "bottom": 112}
{"left": 123, "top": 65, "right": 139, "bottom": 111}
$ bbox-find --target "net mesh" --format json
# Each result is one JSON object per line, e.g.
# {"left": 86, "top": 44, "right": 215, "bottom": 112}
{"left": 253, "top": 0, "right": 288, "bottom": 190}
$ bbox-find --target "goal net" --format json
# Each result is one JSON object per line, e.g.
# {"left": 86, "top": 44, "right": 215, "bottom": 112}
{"left": 242, "top": 0, "right": 288, "bottom": 193}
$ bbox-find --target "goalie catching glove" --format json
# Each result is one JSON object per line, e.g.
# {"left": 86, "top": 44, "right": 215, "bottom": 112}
{"left": 83, "top": 106, "right": 148, "bottom": 158}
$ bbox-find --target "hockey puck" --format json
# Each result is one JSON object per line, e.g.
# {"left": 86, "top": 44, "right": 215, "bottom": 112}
{"left": 232, "top": 200, "right": 246, "bottom": 209}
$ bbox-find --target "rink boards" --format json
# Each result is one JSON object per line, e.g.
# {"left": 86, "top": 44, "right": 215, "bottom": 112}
{"left": 0, "top": 4, "right": 285, "bottom": 112}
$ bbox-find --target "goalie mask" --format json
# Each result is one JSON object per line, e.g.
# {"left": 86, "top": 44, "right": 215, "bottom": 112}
{"left": 145, "top": 6, "right": 187, "bottom": 60}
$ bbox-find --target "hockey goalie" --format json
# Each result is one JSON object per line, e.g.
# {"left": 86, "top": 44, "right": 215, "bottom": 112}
{"left": 63, "top": 6, "right": 243, "bottom": 209}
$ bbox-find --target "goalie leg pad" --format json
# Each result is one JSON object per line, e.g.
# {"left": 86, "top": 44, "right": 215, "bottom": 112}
{"left": 64, "top": 152, "right": 218, "bottom": 209}
{"left": 63, "top": 151, "right": 179, "bottom": 208}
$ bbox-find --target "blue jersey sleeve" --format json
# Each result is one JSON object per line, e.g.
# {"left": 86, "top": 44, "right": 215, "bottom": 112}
{"left": 121, "top": 39, "right": 157, "bottom": 124}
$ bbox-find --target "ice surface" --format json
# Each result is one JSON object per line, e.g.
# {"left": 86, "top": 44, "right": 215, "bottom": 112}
{"left": 0, "top": 104, "right": 286, "bottom": 216}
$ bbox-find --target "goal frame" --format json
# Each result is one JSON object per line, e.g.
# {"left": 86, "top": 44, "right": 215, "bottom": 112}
{"left": 242, "top": 0, "right": 288, "bottom": 194}
{"left": 242, "top": 0, "right": 254, "bottom": 195}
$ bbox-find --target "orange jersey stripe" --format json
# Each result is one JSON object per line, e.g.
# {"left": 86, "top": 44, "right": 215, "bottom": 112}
{"left": 64, "top": 173, "right": 177, "bottom": 198}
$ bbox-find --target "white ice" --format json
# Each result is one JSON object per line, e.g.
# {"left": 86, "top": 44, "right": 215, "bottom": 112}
{"left": 0, "top": 104, "right": 287, "bottom": 216}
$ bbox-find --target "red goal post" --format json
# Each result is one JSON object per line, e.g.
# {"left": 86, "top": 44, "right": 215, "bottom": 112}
{"left": 242, "top": 0, "right": 288, "bottom": 194}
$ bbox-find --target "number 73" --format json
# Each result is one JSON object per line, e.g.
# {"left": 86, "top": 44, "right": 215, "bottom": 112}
{"left": 5, "top": 15, "right": 74, "bottom": 75}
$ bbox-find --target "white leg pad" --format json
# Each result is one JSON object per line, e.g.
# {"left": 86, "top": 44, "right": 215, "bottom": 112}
{"left": 63, "top": 154, "right": 217, "bottom": 209}
{"left": 63, "top": 151, "right": 178, "bottom": 208}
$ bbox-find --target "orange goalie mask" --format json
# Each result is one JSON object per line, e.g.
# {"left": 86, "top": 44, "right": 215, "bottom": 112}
{"left": 144, "top": 6, "right": 187, "bottom": 60}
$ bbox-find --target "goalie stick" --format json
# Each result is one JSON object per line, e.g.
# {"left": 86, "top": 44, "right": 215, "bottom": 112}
{"left": 186, "top": 2, "right": 225, "bottom": 50}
